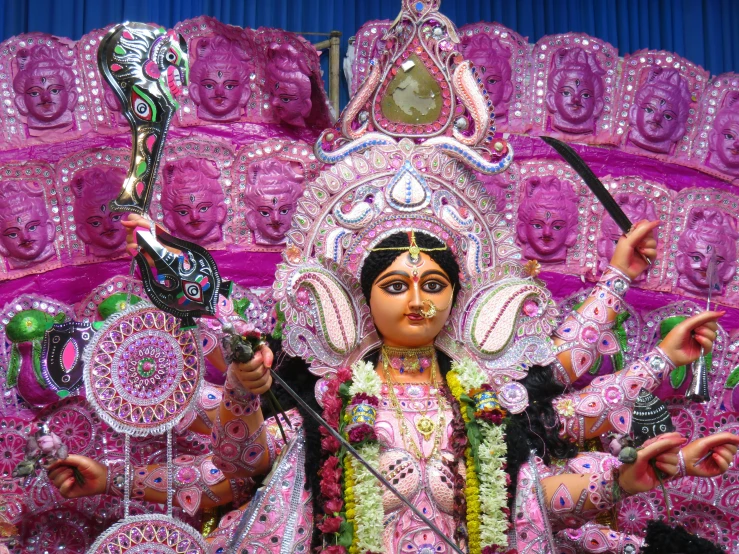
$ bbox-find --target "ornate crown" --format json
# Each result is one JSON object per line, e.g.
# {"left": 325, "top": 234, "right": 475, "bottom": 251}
{"left": 273, "top": 0, "right": 558, "bottom": 413}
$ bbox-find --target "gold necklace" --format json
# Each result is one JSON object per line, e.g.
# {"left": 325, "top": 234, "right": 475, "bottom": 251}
{"left": 381, "top": 348, "right": 445, "bottom": 461}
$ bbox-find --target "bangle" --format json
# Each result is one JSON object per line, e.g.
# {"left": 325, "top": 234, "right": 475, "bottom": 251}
{"left": 677, "top": 450, "right": 687, "bottom": 480}
{"left": 105, "top": 460, "right": 127, "bottom": 498}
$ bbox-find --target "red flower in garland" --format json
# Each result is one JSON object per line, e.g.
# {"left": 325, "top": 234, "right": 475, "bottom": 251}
{"left": 347, "top": 423, "right": 377, "bottom": 443}
{"left": 321, "top": 434, "right": 341, "bottom": 454}
{"left": 317, "top": 515, "right": 343, "bottom": 534}
{"left": 324, "top": 497, "right": 344, "bottom": 514}
{"left": 321, "top": 546, "right": 347, "bottom": 554}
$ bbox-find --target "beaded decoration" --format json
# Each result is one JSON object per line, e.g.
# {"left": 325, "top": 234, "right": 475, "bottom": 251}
{"left": 82, "top": 301, "right": 204, "bottom": 436}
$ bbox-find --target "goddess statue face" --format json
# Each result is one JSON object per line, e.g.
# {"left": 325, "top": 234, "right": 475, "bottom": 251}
{"left": 708, "top": 95, "right": 739, "bottom": 175}
{"left": 516, "top": 176, "right": 579, "bottom": 263}
{"left": 244, "top": 159, "right": 304, "bottom": 245}
{"left": 545, "top": 48, "right": 605, "bottom": 135}
{"left": 161, "top": 159, "right": 226, "bottom": 244}
{"left": 369, "top": 252, "right": 454, "bottom": 348}
{"left": 596, "top": 193, "right": 656, "bottom": 275}
{"left": 676, "top": 208, "right": 738, "bottom": 295}
{"left": 628, "top": 67, "right": 691, "bottom": 154}
{"left": 189, "top": 36, "right": 252, "bottom": 122}
{"left": 462, "top": 35, "right": 513, "bottom": 122}
{"left": 73, "top": 167, "right": 127, "bottom": 256}
{"left": 266, "top": 43, "right": 312, "bottom": 127}
{"left": 12, "top": 45, "right": 77, "bottom": 131}
{"left": 0, "top": 184, "right": 55, "bottom": 268}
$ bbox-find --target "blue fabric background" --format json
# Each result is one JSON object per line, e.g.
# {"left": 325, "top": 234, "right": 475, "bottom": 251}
{"left": 2, "top": 0, "right": 738, "bottom": 108}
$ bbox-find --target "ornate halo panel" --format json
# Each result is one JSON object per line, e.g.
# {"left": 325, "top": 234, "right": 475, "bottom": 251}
{"left": 86, "top": 514, "right": 208, "bottom": 554}
{"left": 82, "top": 302, "right": 204, "bottom": 436}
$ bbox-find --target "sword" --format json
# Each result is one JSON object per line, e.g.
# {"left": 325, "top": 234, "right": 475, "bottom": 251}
{"left": 685, "top": 249, "right": 718, "bottom": 402}
{"left": 541, "top": 136, "right": 652, "bottom": 266}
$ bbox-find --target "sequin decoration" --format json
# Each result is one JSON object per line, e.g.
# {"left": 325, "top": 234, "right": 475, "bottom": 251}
{"left": 83, "top": 302, "right": 203, "bottom": 437}
{"left": 86, "top": 513, "right": 208, "bottom": 554}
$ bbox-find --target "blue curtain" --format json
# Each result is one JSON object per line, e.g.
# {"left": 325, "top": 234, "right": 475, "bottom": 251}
{"left": 3, "top": 0, "right": 739, "bottom": 108}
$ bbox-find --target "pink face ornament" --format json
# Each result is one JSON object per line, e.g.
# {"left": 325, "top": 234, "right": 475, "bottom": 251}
{"left": 0, "top": 182, "right": 55, "bottom": 269}
{"left": 244, "top": 158, "right": 304, "bottom": 245}
{"left": 462, "top": 35, "right": 513, "bottom": 123}
{"left": 265, "top": 43, "right": 313, "bottom": 127}
{"left": 628, "top": 67, "right": 691, "bottom": 154}
{"left": 676, "top": 208, "right": 738, "bottom": 295}
{"left": 72, "top": 167, "right": 127, "bottom": 257}
{"left": 516, "top": 176, "right": 579, "bottom": 263}
{"left": 12, "top": 45, "right": 77, "bottom": 133}
{"left": 161, "top": 158, "right": 227, "bottom": 244}
{"left": 707, "top": 92, "right": 739, "bottom": 176}
{"left": 189, "top": 36, "right": 252, "bottom": 122}
{"left": 545, "top": 48, "right": 605, "bottom": 135}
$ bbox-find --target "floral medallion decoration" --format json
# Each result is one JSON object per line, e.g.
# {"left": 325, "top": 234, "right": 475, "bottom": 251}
{"left": 83, "top": 302, "right": 204, "bottom": 436}
{"left": 86, "top": 513, "right": 208, "bottom": 554}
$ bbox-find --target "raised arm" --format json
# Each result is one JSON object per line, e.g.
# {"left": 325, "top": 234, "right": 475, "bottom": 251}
{"left": 551, "top": 220, "right": 658, "bottom": 386}
{"left": 554, "top": 311, "right": 721, "bottom": 445}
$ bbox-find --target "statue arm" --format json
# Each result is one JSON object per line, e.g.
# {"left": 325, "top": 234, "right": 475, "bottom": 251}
{"left": 105, "top": 455, "right": 254, "bottom": 517}
{"left": 552, "top": 346, "right": 674, "bottom": 444}
{"left": 551, "top": 265, "right": 631, "bottom": 386}
{"left": 554, "top": 523, "right": 644, "bottom": 553}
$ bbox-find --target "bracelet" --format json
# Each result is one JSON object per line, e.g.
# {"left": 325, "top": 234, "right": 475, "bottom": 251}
{"left": 105, "top": 460, "right": 127, "bottom": 498}
{"left": 676, "top": 450, "right": 688, "bottom": 480}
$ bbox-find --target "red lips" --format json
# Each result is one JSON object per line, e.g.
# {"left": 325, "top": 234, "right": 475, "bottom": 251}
{"left": 406, "top": 313, "right": 424, "bottom": 322}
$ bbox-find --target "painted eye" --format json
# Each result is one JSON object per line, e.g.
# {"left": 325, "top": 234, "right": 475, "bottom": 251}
{"left": 422, "top": 281, "right": 446, "bottom": 293}
{"left": 111, "top": 215, "right": 122, "bottom": 222}
{"left": 691, "top": 256, "right": 701, "bottom": 263}
{"left": 177, "top": 210, "right": 189, "bottom": 216}
{"left": 582, "top": 92, "right": 591, "bottom": 99}
{"left": 724, "top": 133, "right": 735, "bottom": 140}
{"left": 50, "top": 87, "right": 61, "bottom": 95}
{"left": 28, "top": 91, "right": 40, "bottom": 97}
{"left": 183, "top": 281, "right": 203, "bottom": 302}
{"left": 166, "top": 49, "right": 179, "bottom": 64}
{"left": 90, "top": 221, "right": 101, "bottom": 227}
{"left": 258, "top": 210, "right": 270, "bottom": 217}
{"left": 487, "top": 78, "right": 498, "bottom": 85}
{"left": 383, "top": 282, "right": 408, "bottom": 294}
{"left": 644, "top": 107, "right": 654, "bottom": 114}
{"left": 28, "top": 225, "right": 38, "bottom": 232}
{"left": 553, "top": 225, "right": 563, "bottom": 231}
{"left": 225, "top": 84, "right": 236, "bottom": 90}
{"left": 132, "top": 89, "right": 153, "bottom": 121}
{"left": 279, "top": 208, "right": 289, "bottom": 215}
{"left": 5, "top": 232, "right": 17, "bottom": 239}
{"left": 664, "top": 113, "right": 673, "bottom": 121}
{"left": 532, "top": 224, "right": 542, "bottom": 229}
{"left": 561, "top": 90, "right": 571, "bottom": 97}
{"left": 199, "top": 206, "right": 210, "bottom": 213}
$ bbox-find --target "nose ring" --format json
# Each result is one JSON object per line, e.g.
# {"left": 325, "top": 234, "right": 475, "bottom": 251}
{"left": 420, "top": 299, "right": 437, "bottom": 319}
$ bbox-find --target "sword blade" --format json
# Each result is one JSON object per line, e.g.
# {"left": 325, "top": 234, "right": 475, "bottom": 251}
{"left": 540, "top": 136, "right": 633, "bottom": 233}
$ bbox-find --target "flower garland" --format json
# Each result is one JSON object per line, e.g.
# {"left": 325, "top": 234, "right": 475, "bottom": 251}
{"left": 446, "top": 359, "right": 512, "bottom": 554}
{"left": 317, "top": 362, "right": 383, "bottom": 554}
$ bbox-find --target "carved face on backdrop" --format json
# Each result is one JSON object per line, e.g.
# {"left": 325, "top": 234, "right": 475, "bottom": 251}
{"left": 0, "top": 182, "right": 55, "bottom": 269}
{"left": 161, "top": 158, "right": 226, "bottom": 244}
{"left": 516, "top": 176, "right": 579, "bottom": 263}
{"left": 244, "top": 158, "right": 304, "bottom": 245}
{"left": 628, "top": 67, "right": 691, "bottom": 154}
{"left": 12, "top": 45, "right": 77, "bottom": 133}
{"left": 189, "top": 36, "right": 252, "bottom": 122}
{"left": 72, "top": 167, "right": 127, "bottom": 257}
{"left": 597, "top": 193, "right": 657, "bottom": 276}
{"left": 708, "top": 92, "right": 739, "bottom": 176}
{"left": 461, "top": 35, "right": 513, "bottom": 123}
{"left": 676, "top": 208, "right": 738, "bottom": 295}
{"left": 265, "top": 43, "right": 313, "bottom": 127}
{"left": 545, "top": 48, "right": 605, "bottom": 135}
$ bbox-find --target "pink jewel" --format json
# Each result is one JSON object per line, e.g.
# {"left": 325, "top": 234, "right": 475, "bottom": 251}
{"left": 296, "top": 289, "right": 309, "bottom": 305}
{"left": 582, "top": 326, "right": 599, "bottom": 344}
{"left": 420, "top": 358, "right": 430, "bottom": 369}
{"left": 341, "top": 203, "right": 352, "bottom": 214}
{"left": 523, "top": 299, "right": 539, "bottom": 317}
{"left": 391, "top": 358, "right": 402, "bottom": 370}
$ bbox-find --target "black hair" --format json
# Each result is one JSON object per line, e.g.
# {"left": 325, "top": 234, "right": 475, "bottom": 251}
{"left": 359, "top": 231, "right": 461, "bottom": 306}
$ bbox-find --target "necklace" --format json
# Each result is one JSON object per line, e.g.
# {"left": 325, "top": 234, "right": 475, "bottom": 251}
{"left": 381, "top": 348, "right": 445, "bottom": 461}
{"left": 381, "top": 345, "right": 435, "bottom": 374}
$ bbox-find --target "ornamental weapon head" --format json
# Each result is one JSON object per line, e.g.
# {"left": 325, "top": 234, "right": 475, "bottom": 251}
{"left": 98, "top": 22, "right": 189, "bottom": 214}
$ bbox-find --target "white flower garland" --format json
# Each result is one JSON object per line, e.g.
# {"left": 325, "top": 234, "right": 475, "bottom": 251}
{"left": 346, "top": 359, "right": 384, "bottom": 552}
{"left": 452, "top": 357, "right": 487, "bottom": 391}
{"left": 477, "top": 421, "right": 510, "bottom": 548}
{"left": 350, "top": 442, "right": 384, "bottom": 552}
{"left": 348, "top": 360, "right": 382, "bottom": 398}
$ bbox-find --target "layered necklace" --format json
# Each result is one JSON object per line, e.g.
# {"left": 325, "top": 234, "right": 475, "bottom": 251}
{"left": 380, "top": 345, "right": 445, "bottom": 461}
